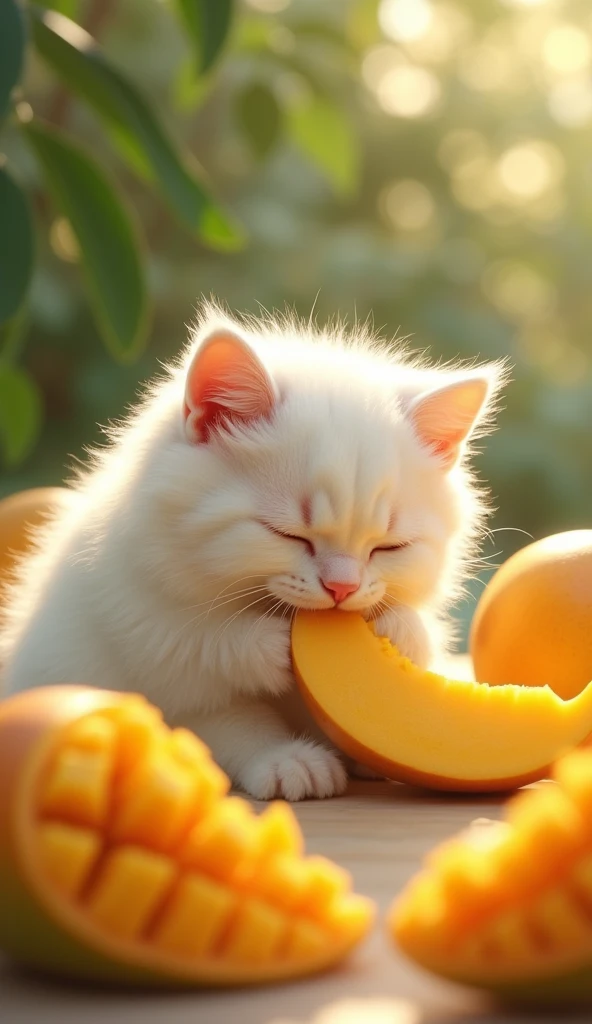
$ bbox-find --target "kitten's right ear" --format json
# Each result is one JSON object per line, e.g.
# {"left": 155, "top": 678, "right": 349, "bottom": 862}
{"left": 183, "top": 329, "right": 277, "bottom": 443}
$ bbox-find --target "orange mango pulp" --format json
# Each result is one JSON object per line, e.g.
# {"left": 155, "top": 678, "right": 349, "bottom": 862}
{"left": 0, "top": 686, "right": 373, "bottom": 986}
{"left": 391, "top": 747, "right": 592, "bottom": 1006}
{"left": 291, "top": 610, "right": 592, "bottom": 792}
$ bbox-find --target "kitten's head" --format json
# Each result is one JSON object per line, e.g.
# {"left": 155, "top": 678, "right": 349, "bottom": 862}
{"left": 150, "top": 307, "right": 506, "bottom": 620}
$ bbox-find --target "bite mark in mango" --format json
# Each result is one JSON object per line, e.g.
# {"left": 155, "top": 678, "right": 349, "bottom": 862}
{"left": 291, "top": 609, "right": 592, "bottom": 792}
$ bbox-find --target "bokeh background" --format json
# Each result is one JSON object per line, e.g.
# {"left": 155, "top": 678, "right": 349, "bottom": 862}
{"left": 2, "top": 0, "right": 591, "bottom": 649}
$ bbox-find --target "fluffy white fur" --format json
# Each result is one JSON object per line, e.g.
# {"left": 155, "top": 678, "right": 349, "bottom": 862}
{"left": 0, "top": 304, "right": 507, "bottom": 800}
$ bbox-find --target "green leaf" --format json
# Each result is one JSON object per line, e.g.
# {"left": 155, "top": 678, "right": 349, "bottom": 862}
{"left": 0, "top": 365, "right": 42, "bottom": 466}
{"left": 0, "top": 303, "right": 29, "bottom": 365}
{"left": 0, "top": 165, "right": 34, "bottom": 324}
{"left": 0, "top": 0, "right": 26, "bottom": 122}
{"left": 236, "top": 81, "right": 282, "bottom": 160}
{"left": 30, "top": 6, "right": 244, "bottom": 250}
{"left": 172, "top": 56, "right": 210, "bottom": 112}
{"left": 42, "top": 0, "right": 80, "bottom": 16}
{"left": 289, "top": 99, "right": 359, "bottom": 198}
{"left": 174, "top": 0, "right": 234, "bottom": 74}
{"left": 23, "top": 120, "right": 149, "bottom": 363}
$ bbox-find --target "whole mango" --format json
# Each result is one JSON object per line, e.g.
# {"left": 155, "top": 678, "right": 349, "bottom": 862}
{"left": 0, "top": 487, "right": 68, "bottom": 587}
{"left": 471, "top": 531, "right": 592, "bottom": 700}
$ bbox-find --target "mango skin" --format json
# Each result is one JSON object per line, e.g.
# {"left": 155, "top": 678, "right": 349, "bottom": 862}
{"left": 471, "top": 530, "right": 592, "bottom": 701}
{"left": 0, "top": 687, "right": 172, "bottom": 985}
{"left": 0, "top": 487, "right": 69, "bottom": 588}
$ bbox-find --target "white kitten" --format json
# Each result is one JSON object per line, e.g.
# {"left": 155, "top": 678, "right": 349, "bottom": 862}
{"left": 0, "top": 305, "right": 506, "bottom": 800}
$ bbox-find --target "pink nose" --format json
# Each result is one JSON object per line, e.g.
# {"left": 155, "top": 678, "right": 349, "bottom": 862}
{"left": 322, "top": 581, "right": 360, "bottom": 604}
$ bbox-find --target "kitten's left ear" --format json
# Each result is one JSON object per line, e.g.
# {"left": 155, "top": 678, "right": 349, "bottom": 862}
{"left": 408, "top": 376, "right": 491, "bottom": 468}
{"left": 184, "top": 329, "right": 277, "bottom": 443}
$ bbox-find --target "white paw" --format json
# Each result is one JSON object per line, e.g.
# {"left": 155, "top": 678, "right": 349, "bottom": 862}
{"left": 238, "top": 740, "right": 348, "bottom": 801}
{"left": 373, "top": 605, "right": 432, "bottom": 668}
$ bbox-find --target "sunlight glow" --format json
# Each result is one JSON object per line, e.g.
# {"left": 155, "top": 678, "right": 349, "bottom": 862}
{"left": 315, "top": 997, "right": 420, "bottom": 1024}
{"left": 497, "top": 141, "right": 564, "bottom": 200}
{"left": 542, "top": 24, "right": 591, "bottom": 76}
{"left": 45, "top": 10, "right": 93, "bottom": 50}
{"left": 377, "top": 64, "right": 441, "bottom": 117}
{"left": 381, "top": 179, "right": 436, "bottom": 230}
{"left": 270, "top": 997, "right": 420, "bottom": 1024}
{"left": 482, "top": 260, "right": 556, "bottom": 321}
{"left": 15, "top": 101, "right": 33, "bottom": 124}
{"left": 379, "top": 0, "right": 433, "bottom": 43}
{"left": 361, "top": 45, "right": 401, "bottom": 91}
{"left": 404, "top": 3, "right": 472, "bottom": 64}
{"left": 548, "top": 78, "right": 592, "bottom": 126}
{"left": 49, "top": 218, "right": 80, "bottom": 264}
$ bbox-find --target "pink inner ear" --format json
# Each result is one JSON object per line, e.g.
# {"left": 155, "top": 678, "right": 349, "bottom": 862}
{"left": 184, "top": 331, "right": 276, "bottom": 443}
{"left": 430, "top": 435, "right": 463, "bottom": 458}
{"left": 409, "top": 377, "right": 489, "bottom": 468}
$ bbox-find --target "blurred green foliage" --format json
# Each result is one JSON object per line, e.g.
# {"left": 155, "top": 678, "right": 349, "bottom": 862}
{"left": 1, "top": 0, "right": 592, "bottom": 647}
{"left": 0, "top": 0, "right": 241, "bottom": 387}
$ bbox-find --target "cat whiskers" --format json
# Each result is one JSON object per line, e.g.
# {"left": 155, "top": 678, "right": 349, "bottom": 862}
{"left": 176, "top": 574, "right": 269, "bottom": 619}
{"left": 280, "top": 602, "right": 296, "bottom": 625}
{"left": 461, "top": 551, "right": 504, "bottom": 592}
{"left": 191, "top": 588, "right": 269, "bottom": 633}
{"left": 167, "top": 582, "right": 270, "bottom": 646}
{"left": 484, "top": 526, "right": 534, "bottom": 543}
{"left": 243, "top": 598, "right": 292, "bottom": 649}
{"left": 210, "top": 592, "right": 274, "bottom": 651}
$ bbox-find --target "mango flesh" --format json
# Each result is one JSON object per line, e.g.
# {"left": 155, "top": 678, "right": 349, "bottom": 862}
{"left": 471, "top": 531, "right": 592, "bottom": 700}
{"left": 0, "top": 686, "right": 374, "bottom": 986}
{"left": 0, "top": 487, "right": 69, "bottom": 587}
{"left": 291, "top": 610, "right": 592, "bottom": 792}
{"left": 390, "top": 748, "right": 592, "bottom": 1006}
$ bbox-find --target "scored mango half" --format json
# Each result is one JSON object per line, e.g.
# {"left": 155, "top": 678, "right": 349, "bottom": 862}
{"left": 291, "top": 610, "right": 592, "bottom": 792}
{"left": 391, "top": 748, "right": 592, "bottom": 1006}
{"left": 0, "top": 686, "right": 373, "bottom": 986}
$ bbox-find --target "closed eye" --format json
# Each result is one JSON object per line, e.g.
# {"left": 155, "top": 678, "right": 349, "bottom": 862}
{"left": 259, "top": 521, "right": 315, "bottom": 555}
{"left": 370, "top": 541, "right": 413, "bottom": 556}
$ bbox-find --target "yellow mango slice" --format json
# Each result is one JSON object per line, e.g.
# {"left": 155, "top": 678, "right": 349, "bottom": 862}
{"left": 291, "top": 609, "right": 592, "bottom": 792}
{"left": 390, "top": 748, "right": 592, "bottom": 1007}
{"left": 0, "top": 685, "right": 373, "bottom": 987}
